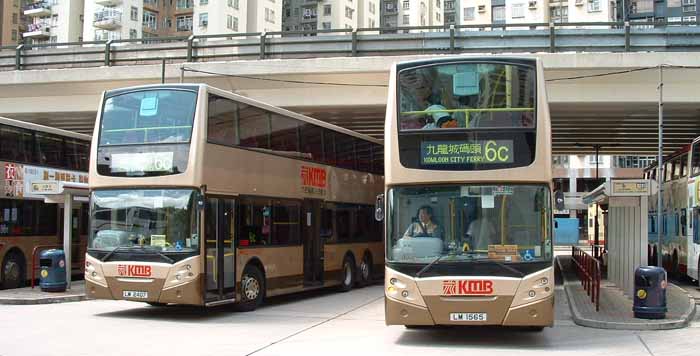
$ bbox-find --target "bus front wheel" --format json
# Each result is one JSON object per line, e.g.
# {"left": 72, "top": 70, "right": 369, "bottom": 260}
{"left": 1, "top": 252, "right": 25, "bottom": 290}
{"left": 235, "top": 265, "right": 265, "bottom": 312}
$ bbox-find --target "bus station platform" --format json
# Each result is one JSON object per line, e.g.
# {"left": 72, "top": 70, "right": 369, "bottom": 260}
{"left": 0, "top": 281, "right": 86, "bottom": 305}
{"left": 556, "top": 255, "right": 696, "bottom": 330}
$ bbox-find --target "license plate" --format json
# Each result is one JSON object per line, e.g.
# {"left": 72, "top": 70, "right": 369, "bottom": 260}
{"left": 450, "top": 312, "right": 487, "bottom": 322}
{"left": 123, "top": 291, "right": 148, "bottom": 299}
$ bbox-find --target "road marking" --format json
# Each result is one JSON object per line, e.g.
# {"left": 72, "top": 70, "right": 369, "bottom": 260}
{"left": 636, "top": 334, "right": 656, "bottom": 356}
{"left": 245, "top": 295, "right": 383, "bottom": 356}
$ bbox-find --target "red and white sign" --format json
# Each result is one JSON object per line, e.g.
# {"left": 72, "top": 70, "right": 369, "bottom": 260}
{"left": 442, "top": 280, "right": 494, "bottom": 295}
{"left": 301, "top": 166, "right": 327, "bottom": 195}
{"left": 117, "top": 264, "right": 152, "bottom": 277}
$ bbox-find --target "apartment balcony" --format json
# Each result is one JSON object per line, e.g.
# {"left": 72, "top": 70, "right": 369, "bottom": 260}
{"left": 23, "top": 2, "right": 51, "bottom": 17}
{"left": 95, "top": 0, "right": 123, "bottom": 6}
{"left": 23, "top": 24, "right": 50, "bottom": 39}
{"left": 94, "top": 12, "right": 122, "bottom": 30}
{"left": 301, "top": 15, "right": 318, "bottom": 23}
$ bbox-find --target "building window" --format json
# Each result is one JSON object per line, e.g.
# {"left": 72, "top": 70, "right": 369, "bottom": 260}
{"left": 587, "top": 0, "right": 601, "bottom": 12}
{"left": 12, "top": 13, "right": 18, "bottom": 24}
{"left": 492, "top": 5, "right": 506, "bottom": 22}
{"left": 234, "top": 0, "right": 239, "bottom": 9}
{"left": 436, "top": 12, "right": 441, "bottom": 21}
{"left": 143, "top": 10, "right": 157, "bottom": 30}
{"left": 199, "top": 12, "right": 208, "bottom": 27}
{"left": 403, "top": 0, "right": 410, "bottom": 9}
{"left": 345, "top": 6, "right": 354, "bottom": 19}
{"left": 322, "top": 21, "right": 331, "bottom": 29}
{"left": 402, "top": 14, "right": 409, "bottom": 24}
{"left": 445, "top": 0, "right": 455, "bottom": 10}
{"left": 464, "top": 7, "right": 475, "bottom": 20}
{"left": 11, "top": 30, "right": 17, "bottom": 41}
{"left": 630, "top": 0, "right": 653, "bottom": 13}
{"left": 129, "top": 29, "right": 137, "bottom": 39}
{"left": 176, "top": 0, "right": 194, "bottom": 9}
{"left": 512, "top": 3, "right": 525, "bottom": 18}
{"left": 200, "top": 0, "right": 208, "bottom": 4}
{"left": 550, "top": 5, "right": 568, "bottom": 22}
{"left": 369, "top": 2, "right": 376, "bottom": 13}
{"left": 131, "top": 6, "right": 138, "bottom": 21}
{"left": 683, "top": 15, "right": 697, "bottom": 21}
{"left": 227, "top": 14, "right": 233, "bottom": 29}
{"left": 176, "top": 15, "right": 193, "bottom": 31}
{"left": 324, "top": 4, "right": 332, "bottom": 15}
{"left": 265, "top": 8, "right": 275, "bottom": 23}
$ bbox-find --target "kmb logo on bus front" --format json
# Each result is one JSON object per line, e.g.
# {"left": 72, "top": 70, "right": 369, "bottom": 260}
{"left": 117, "top": 264, "right": 152, "bottom": 277}
{"left": 442, "top": 280, "right": 494, "bottom": 295}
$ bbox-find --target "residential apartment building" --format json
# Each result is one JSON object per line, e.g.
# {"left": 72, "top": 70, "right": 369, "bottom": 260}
{"left": 283, "top": 0, "right": 378, "bottom": 33}
{"left": 22, "top": 0, "right": 83, "bottom": 44}
{"left": 194, "top": 0, "right": 281, "bottom": 36}
{"left": 444, "top": 0, "right": 457, "bottom": 24}
{"left": 626, "top": 0, "right": 698, "bottom": 25}
{"left": 83, "top": 0, "right": 142, "bottom": 42}
{"left": 380, "top": 0, "right": 444, "bottom": 29}
{"left": 1, "top": 0, "right": 25, "bottom": 46}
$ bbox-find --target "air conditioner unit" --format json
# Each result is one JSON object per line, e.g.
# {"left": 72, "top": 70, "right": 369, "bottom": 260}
{"left": 478, "top": 5, "right": 486, "bottom": 12}
{"left": 529, "top": 0, "right": 537, "bottom": 8}
{"left": 575, "top": 0, "right": 584, "bottom": 6}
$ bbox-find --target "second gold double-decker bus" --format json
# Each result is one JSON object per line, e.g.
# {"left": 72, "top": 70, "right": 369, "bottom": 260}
{"left": 381, "top": 57, "right": 554, "bottom": 330}
{"left": 85, "top": 84, "right": 384, "bottom": 310}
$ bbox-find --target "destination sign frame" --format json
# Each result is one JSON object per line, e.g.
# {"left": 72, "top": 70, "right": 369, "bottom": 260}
{"left": 420, "top": 140, "right": 514, "bottom": 166}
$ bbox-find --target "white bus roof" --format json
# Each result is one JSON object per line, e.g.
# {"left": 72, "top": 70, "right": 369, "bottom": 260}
{"left": 0, "top": 116, "right": 91, "bottom": 141}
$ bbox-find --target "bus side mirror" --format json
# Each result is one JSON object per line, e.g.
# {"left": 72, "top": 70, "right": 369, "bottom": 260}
{"left": 555, "top": 190, "right": 565, "bottom": 211}
{"left": 555, "top": 220, "right": 559, "bottom": 229}
{"left": 375, "top": 194, "right": 385, "bottom": 221}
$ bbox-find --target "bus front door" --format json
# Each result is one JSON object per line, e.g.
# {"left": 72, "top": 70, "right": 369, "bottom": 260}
{"left": 303, "top": 199, "right": 324, "bottom": 286}
{"left": 205, "top": 197, "right": 236, "bottom": 303}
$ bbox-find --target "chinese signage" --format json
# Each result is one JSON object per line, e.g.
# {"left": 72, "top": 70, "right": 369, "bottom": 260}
{"left": 612, "top": 181, "right": 649, "bottom": 195}
{"left": 442, "top": 280, "right": 494, "bottom": 295}
{"left": 31, "top": 182, "right": 59, "bottom": 194}
{"left": 421, "top": 140, "right": 514, "bottom": 165}
{"left": 300, "top": 166, "right": 327, "bottom": 195}
{"left": 3, "top": 163, "right": 88, "bottom": 199}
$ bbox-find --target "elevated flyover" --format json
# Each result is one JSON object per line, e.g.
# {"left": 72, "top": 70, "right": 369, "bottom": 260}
{"left": 1, "top": 26, "right": 700, "bottom": 154}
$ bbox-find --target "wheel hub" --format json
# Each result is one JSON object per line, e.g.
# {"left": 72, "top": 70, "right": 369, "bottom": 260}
{"left": 242, "top": 276, "right": 260, "bottom": 300}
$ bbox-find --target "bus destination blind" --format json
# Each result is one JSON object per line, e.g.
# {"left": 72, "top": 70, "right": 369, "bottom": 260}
{"left": 421, "top": 140, "right": 514, "bottom": 165}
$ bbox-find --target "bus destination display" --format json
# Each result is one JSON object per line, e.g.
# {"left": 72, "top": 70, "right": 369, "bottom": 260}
{"left": 421, "top": 140, "right": 514, "bottom": 165}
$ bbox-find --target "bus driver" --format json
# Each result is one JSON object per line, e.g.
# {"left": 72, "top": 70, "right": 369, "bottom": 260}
{"left": 402, "top": 205, "right": 444, "bottom": 239}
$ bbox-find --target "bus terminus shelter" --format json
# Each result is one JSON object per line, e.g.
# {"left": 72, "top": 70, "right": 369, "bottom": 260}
{"left": 29, "top": 180, "right": 88, "bottom": 289}
{"left": 582, "top": 179, "right": 656, "bottom": 296}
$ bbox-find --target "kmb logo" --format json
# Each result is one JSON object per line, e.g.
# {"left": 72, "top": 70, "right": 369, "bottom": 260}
{"left": 442, "top": 280, "right": 494, "bottom": 295}
{"left": 117, "top": 264, "right": 152, "bottom": 277}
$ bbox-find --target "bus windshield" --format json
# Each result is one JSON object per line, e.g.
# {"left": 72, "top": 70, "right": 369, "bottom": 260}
{"left": 387, "top": 184, "right": 552, "bottom": 264}
{"left": 398, "top": 62, "right": 535, "bottom": 131}
{"left": 89, "top": 189, "right": 200, "bottom": 254}
{"left": 99, "top": 89, "right": 197, "bottom": 146}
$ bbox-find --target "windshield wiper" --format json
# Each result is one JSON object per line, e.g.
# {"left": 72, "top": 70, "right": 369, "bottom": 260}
{"left": 476, "top": 260, "right": 525, "bottom": 277}
{"left": 416, "top": 255, "right": 446, "bottom": 278}
{"left": 142, "top": 247, "right": 175, "bottom": 264}
{"left": 100, "top": 246, "right": 130, "bottom": 262}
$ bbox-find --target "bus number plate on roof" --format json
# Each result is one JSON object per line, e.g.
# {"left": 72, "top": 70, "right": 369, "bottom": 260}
{"left": 450, "top": 313, "right": 487, "bottom": 322}
{"left": 421, "top": 140, "right": 514, "bottom": 165}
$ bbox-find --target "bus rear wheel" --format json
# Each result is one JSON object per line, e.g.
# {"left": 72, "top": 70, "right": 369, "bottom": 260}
{"left": 338, "top": 256, "right": 355, "bottom": 292}
{"left": 235, "top": 265, "right": 265, "bottom": 312}
{"left": 1, "top": 252, "right": 25, "bottom": 290}
{"left": 358, "top": 254, "right": 372, "bottom": 287}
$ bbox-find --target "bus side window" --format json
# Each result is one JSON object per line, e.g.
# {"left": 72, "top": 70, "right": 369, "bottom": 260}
{"left": 681, "top": 209, "right": 687, "bottom": 236}
{"left": 694, "top": 208, "right": 700, "bottom": 244}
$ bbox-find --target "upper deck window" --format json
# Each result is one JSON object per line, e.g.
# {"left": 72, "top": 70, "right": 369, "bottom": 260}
{"left": 99, "top": 89, "right": 197, "bottom": 146}
{"left": 691, "top": 142, "right": 700, "bottom": 177}
{"left": 398, "top": 63, "right": 535, "bottom": 131}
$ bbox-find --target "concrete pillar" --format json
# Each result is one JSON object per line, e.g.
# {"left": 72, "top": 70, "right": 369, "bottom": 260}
{"left": 63, "top": 194, "right": 72, "bottom": 289}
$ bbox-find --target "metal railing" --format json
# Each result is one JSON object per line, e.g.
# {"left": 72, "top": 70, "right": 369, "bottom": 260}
{"left": 572, "top": 246, "right": 602, "bottom": 311}
{"left": 2, "top": 21, "right": 700, "bottom": 72}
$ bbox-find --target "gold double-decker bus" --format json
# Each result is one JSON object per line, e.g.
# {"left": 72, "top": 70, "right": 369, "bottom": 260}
{"left": 381, "top": 57, "right": 554, "bottom": 330}
{"left": 85, "top": 84, "right": 384, "bottom": 310}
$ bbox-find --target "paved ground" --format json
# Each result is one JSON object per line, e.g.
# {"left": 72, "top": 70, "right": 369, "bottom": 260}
{"left": 1, "top": 284, "right": 700, "bottom": 356}
{"left": 0, "top": 281, "right": 85, "bottom": 305}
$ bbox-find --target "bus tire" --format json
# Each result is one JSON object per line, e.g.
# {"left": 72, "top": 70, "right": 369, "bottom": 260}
{"left": 358, "top": 253, "right": 372, "bottom": 287}
{"left": 1, "top": 251, "right": 26, "bottom": 290}
{"left": 235, "top": 265, "right": 265, "bottom": 312}
{"left": 338, "top": 256, "right": 355, "bottom": 292}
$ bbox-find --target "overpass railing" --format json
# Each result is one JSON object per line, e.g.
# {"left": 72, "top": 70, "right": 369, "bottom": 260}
{"left": 2, "top": 22, "right": 700, "bottom": 71}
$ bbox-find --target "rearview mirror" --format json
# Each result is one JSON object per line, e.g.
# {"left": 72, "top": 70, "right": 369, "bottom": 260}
{"left": 554, "top": 190, "right": 565, "bottom": 211}
{"left": 375, "top": 194, "right": 385, "bottom": 221}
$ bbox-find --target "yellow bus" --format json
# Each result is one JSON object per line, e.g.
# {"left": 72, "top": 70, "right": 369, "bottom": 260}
{"left": 380, "top": 57, "right": 554, "bottom": 330}
{"left": 0, "top": 116, "right": 90, "bottom": 289}
{"left": 85, "top": 84, "right": 384, "bottom": 310}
